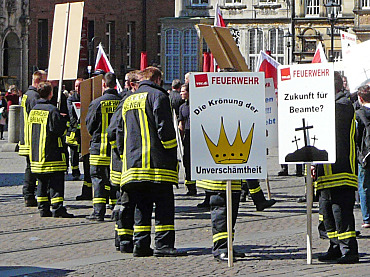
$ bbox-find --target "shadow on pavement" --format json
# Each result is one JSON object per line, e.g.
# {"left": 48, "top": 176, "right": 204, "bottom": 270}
{"left": 0, "top": 266, "right": 73, "bottom": 277}
{"left": 0, "top": 193, "right": 23, "bottom": 203}
{"left": 0, "top": 173, "right": 24, "bottom": 187}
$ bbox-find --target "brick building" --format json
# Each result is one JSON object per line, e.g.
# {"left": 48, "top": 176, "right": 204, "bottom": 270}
{"left": 28, "top": 0, "right": 174, "bottom": 83}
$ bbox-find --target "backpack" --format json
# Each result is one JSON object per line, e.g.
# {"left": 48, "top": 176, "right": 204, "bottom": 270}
{"left": 356, "top": 108, "right": 370, "bottom": 168}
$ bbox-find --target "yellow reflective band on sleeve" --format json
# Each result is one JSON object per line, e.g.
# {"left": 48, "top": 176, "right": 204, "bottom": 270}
{"left": 315, "top": 173, "right": 358, "bottom": 190}
{"left": 110, "top": 170, "right": 122, "bottom": 185}
{"left": 212, "top": 232, "right": 234, "bottom": 243}
{"left": 319, "top": 214, "right": 324, "bottom": 221}
{"left": 89, "top": 155, "right": 110, "bottom": 166}
{"left": 109, "top": 199, "right": 117, "bottom": 205}
{"left": 161, "top": 138, "right": 177, "bottom": 149}
{"left": 338, "top": 231, "right": 356, "bottom": 240}
{"left": 134, "top": 225, "right": 152, "bottom": 232}
{"left": 155, "top": 225, "right": 175, "bottom": 232}
{"left": 105, "top": 185, "right": 111, "bottom": 191}
{"left": 327, "top": 231, "right": 338, "bottom": 239}
{"left": 249, "top": 186, "right": 261, "bottom": 194}
{"left": 51, "top": 197, "right": 64, "bottom": 204}
{"left": 83, "top": 181, "right": 92, "bottom": 188}
{"left": 110, "top": 140, "right": 117, "bottom": 146}
{"left": 93, "top": 198, "right": 106, "bottom": 204}
{"left": 117, "top": 228, "right": 134, "bottom": 236}
{"left": 18, "top": 145, "right": 30, "bottom": 156}
{"left": 37, "top": 196, "right": 49, "bottom": 202}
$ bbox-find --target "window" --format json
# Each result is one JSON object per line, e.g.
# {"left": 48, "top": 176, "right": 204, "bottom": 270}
{"left": 249, "top": 28, "right": 263, "bottom": 72}
{"left": 306, "top": 0, "right": 320, "bottom": 16}
{"left": 127, "top": 22, "right": 135, "bottom": 69}
{"left": 157, "top": 25, "right": 161, "bottom": 66}
{"left": 183, "top": 29, "right": 198, "bottom": 76}
{"left": 38, "top": 19, "right": 48, "bottom": 69}
{"left": 225, "top": 0, "right": 242, "bottom": 4}
{"left": 328, "top": 50, "right": 342, "bottom": 62}
{"left": 362, "top": 0, "right": 370, "bottom": 9}
{"left": 191, "top": 0, "right": 209, "bottom": 6}
{"left": 106, "top": 21, "right": 115, "bottom": 61}
{"left": 165, "top": 29, "right": 181, "bottom": 83}
{"left": 269, "top": 29, "right": 284, "bottom": 64}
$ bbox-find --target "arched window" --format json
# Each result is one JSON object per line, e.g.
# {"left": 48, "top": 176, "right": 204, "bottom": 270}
{"left": 183, "top": 29, "right": 198, "bottom": 76}
{"left": 269, "top": 28, "right": 284, "bottom": 64}
{"left": 165, "top": 29, "right": 181, "bottom": 83}
{"left": 248, "top": 28, "right": 263, "bottom": 71}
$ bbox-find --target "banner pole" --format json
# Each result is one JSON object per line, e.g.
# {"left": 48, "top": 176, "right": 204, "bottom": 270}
{"left": 306, "top": 162, "right": 313, "bottom": 264}
{"left": 226, "top": 180, "right": 234, "bottom": 267}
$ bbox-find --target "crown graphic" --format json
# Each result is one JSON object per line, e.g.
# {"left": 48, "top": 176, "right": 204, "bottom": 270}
{"left": 202, "top": 117, "right": 254, "bottom": 164}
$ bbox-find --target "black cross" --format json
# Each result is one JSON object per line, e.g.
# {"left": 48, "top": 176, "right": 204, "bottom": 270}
{"left": 292, "top": 136, "right": 301, "bottom": 150}
{"left": 362, "top": 68, "right": 370, "bottom": 80}
{"left": 311, "top": 135, "right": 318, "bottom": 146}
{"left": 295, "top": 118, "right": 313, "bottom": 147}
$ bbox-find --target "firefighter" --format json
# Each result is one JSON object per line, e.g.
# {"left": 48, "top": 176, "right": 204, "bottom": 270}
{"left": 196, "top": 180, "right": 245, "bottom": 262}
{"left": 85, "top": 72, "right": 122, "bottom": 221}
{"left": 28, "top": 82, "right": 73, "bottom": 218}
{"left": 66, "top": 78, "right": 93, "bottom": 200}
{"left": 116, "top": 67, "right": 186, "bottom": 257}
{"left": 19, "top": 70, "right": 47, "bottom": 207}
{"left": 240, "top": 179, "right": 276, "bottom": 211}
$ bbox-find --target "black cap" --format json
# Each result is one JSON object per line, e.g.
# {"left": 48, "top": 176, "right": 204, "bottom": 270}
{"left": 92, "top": 69, "right": 106, "bottom": 76}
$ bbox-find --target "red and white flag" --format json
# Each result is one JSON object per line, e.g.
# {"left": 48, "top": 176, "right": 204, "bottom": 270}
{"left": 312, "top": 42, "right": 328, "bottom": 64}
{"left": 256, "top": 51, "right": 281, "bottom": 89}
{"left": 214, "top": 3, "right": 226, "bottom": 27}
{"left": 95, "top": 43, "right": 123, "bottom": 92}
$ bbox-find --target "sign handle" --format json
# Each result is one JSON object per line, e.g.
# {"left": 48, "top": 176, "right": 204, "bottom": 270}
{"left": 226, "top": 180, "right": 234, "bottom": 267}
{"left": 266, "top": 175, "right": 271, "bottom": 200}
{"left": 305, "top": 162, "right": 313, "bottom": 264}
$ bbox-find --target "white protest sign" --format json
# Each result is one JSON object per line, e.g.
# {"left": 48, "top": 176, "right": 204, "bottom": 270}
{"left": 265, "top": 78, "right": 278, "bottom": 149}
{"left": 189, "top": 72, "right": 267, "bottom": 180}
{"left": 340, "top": 30, "right": 357, "bottom": 56}
{"left": 72, "top": 102, "right": 81, "bottom": 120}
{"left": 343, "top": 40, "right": 370, "bottom": 93}
{"left": 277, "top": 63, "right": 336, "bottom": 164}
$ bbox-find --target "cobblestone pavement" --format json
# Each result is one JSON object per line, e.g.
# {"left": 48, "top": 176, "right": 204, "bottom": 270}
{"left": 0, "top": 136, "right": 369, "bottom": 277}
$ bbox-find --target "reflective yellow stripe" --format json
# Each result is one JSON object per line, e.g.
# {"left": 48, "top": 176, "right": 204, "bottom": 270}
{"left": 134, "top": 225, "right": 151, "bottom": 232}
{"left": 349, "top": 114, "right": 356, "bottom": 175}
{"left": 37, "top": 196, "right": 49, "bottom": 202}
{"left": 117, "top": 228, "right": 134, "bottom": 236}
{"left": 327, "top": 231, "right": 338, "bottom": 239}
{"left": 139, "top": 108, "right": 150, "bottom": 168}
{"left": 212, "top": 232, "right": 234, "bottom": 243}
{"left": 185, "top": 180, "right": 196, "bottom": 185}
{"left": 249, "top": 186, "right": 261, "bottom": 194}
{"left": 161, "top": 138, "right": 177, "bottom": 149}
{"left": 109, "top": 199, "right": 117, "bottom": 205}
{"left": 196, "top": 180, "right": 241, "bottom": 191}
{"left": 110, "top": 170, "right": 122, "bottom": 185}
{"left": 315, "top": 173, "right": 358, "bottom": 190}
{"left": 83, "top": 181, "right": 92, "bottom": 188}
{"left": 323, "top": 164, "right": 332, "bottom": 176}
{"left": 71, "top": 165, "right": 79, "bottom": 170}
{"left": 31, "top": 165, "right": 67, "bottom": 173}
{"left": 51, "top": 197, "right": 63, "bottom": 204}
{"left": 338, "top": 231, "right": 356, "bottom": 240}
{"left": 155, "top": 225, "right": 175, "bottom": 232}
{"left": 89, "top": 155, "right": 110, "bottom": 166}
{"left": 93, "top": 198, "right": 106, "bottom": 204}
{"left": 319, "top": 214, "right": 324, "bottom": 221}
{"left": 105, "top": 185, "right": 111, "bottom": 191}
{"left": 121, "top": 168, "right": 178, "bottom": 185}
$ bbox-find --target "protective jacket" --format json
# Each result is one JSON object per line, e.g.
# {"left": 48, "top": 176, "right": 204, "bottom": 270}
{"left": 66, "top": 92, "right": 81, "bottom": 148}
{"left": 356, "top": 106, "right": 370, "bottom": 168}
{"left": 315, "top": 92, "right": 357, "bottom": 190}
{"left": 19, "top": 86, "right": 40, "bottom": 156}
{"left": 196, "top": 180, "right": 242, "bottom": 191}
{"left": 117, "top": 80, "right": 178, "bottom": 186}
{"left": 86, "top": 88, "right": 121, "bottom": 166}
{"left": 29, "top": 99, "right": 68, "bottom": 173}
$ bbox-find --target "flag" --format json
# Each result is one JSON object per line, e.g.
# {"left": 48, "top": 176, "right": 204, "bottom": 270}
{"left": 312, "top": 42, "right": 328, "bottom": 63}
{"left": 203, "top": 52, "right": 211, "bottom": 72}
{"left": 256, "top": 51, "right": 281, "bottom": 89}
{"left": 214, "top": 3, "right": 226, "bottom": 27}
{"left": 95, "top": 43, "right": 123, "bottom": 92}
{"left": 140, "top": 51, "right": 148, "bottom": 70}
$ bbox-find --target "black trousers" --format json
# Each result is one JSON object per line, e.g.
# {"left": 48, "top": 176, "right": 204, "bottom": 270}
{"left": 209, "top": 190, "right": 241, "bottom": 256}
{"left": 126, "top": 182, "right": 175, "bottom": 250}
{"left": 182, "top": 130, "right": 196, "bottom": 191}
{"left": 69, "top": 145, "right": 80, "bottom": 177}
{"left": 23, "top": 156, "right": 37, "bottom": 200}
{"left": 81, "top": 154, "right": 92, "bottom": 196}
{"left": 90, "top": 164, "right": 110, "bottom": 217}
{"left": 35, "top": 171, "right": 65, "bottom": 212}
{"left": 115, "top": 190, "right": 135, "bottom": 248}
{"left": 319, "top": 186, "right": 358, "bottom": 256}
{"left": 241, "top": 179, "right": 266, "bottom": 205}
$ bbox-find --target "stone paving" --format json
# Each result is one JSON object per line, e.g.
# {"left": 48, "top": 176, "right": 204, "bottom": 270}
{"left": 0, "top": 134, "right": 369, "bottom": 277}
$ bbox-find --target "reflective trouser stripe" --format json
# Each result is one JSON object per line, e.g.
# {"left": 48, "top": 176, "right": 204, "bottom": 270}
{"left": 109, "top": 199, "right": 117, "bottom": 205}
{"left": 134, "top": 225, "right": 151, "bottom": 232}
{"left": 213, "top": 232, "right": 234, "bottom": 243}
{"left": 37, "top": 196, "right": 49, "bottom": 202}
{"left": 338, "top": 231, "right": 356, "bottom": 240}
{"left": 51, "top": 197, "right": 64, "bottom": 204}
{"left": 83, "top": 181, "right": 92, "bottom": 187}
{"left": 249, "top": 186, "right": 261, "bottom": 194}
{"left": 327, "top": 231, "right": 338, "bottom": 239}
{"left": 155, "top": 225, "right": 175, "bottom": 232}
{"left": 93, "top": 198, "right": 106, "bottom": 204}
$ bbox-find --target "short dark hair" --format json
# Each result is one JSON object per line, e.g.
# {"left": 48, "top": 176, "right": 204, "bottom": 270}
{"left": 358, "top": 85, "right": 370, "bottom": 103}
{"left": 334, "top": 71, "right": 343, "bottom": 93}
{"left": 172, "top": 79, "right": 181, "bottom": 89}
{"left": 181, "top": 83, "right": 189, "bottom": 92}
{"left": 37, "top": 82, "right": 53, "bottom": 99}
{"left": 139, "top": 66, "right": 162, "bottom": 82}
{"left": 103, "top": 72, "right": 117, "bottom": 88}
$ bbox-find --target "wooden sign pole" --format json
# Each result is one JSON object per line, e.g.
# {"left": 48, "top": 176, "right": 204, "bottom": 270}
{"left": 226, "top": 180, "right": 234, "bottom": 267}
{"left": 305, "top": 162, "right": 313, "bottom": 264}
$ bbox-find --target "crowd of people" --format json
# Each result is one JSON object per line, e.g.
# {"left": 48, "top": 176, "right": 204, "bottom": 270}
{"left": 12, "top": 66, "right": 370, "bottom": 264}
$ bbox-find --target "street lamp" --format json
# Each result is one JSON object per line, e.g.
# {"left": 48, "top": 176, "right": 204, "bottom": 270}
{"left": 324, "top": 0, "right": 340, "bottom": 62}
{"left": 284, "top": 30, "right": 292, "bottom": 65}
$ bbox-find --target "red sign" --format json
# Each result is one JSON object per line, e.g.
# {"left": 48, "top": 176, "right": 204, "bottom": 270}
{"left": 194, "top": 74, "right": 209, "bottom": 87}
{"left": 280, "top": 68, "right": 291, "bottom": 81}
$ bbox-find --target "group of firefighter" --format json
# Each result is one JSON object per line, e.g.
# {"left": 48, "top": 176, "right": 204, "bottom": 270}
{"left": 17, "top": 67, "right": 360, "bottom": 263}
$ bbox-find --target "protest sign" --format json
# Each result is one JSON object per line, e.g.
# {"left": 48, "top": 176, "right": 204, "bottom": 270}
{"left": 189, "top": 72, "right": 267, "bottom": 180}
{"left": 265, "top": 78, "right": 278, "bottom": 149}
{"left": 72, "top": 102, "right": 81, "bottom": 120}
{"left": 277, "top": 63, "right": 336, "bottom": 164}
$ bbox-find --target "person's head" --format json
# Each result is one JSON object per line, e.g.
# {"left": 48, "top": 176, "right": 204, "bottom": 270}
{"left": 334, "top": 71, "right": 343, "bottom": 94}
{"left": 342, "top": 75, "right": 349, "bottom": 90}
{"left": 103, "top": 72, "right": 117, "bottom": 90}
{"left": 8, "top": 85, "right": 17, "bottom": 94}
{"left": 37, "top": 82, "right": 53, "bottom": 100}
{"left": 32, "top": 70, "right": 47, "bottom": 87}
{"left": 180, "top": 83, "right": 189, "bottom": 100}
{"left": 357, "top": 85, "right": 370, "bottom": 105}
{"left": 74, "top": 78, "right": 83, "bottom": 94}
{"left": 184, "top": 72, "right": 191, "bottom": 84}
{"left": 92, "top": 69, "right": 106, "bottom": 76}
{"left": 171, "top": 79, "right": 181, "bottom": 91}
{"left": 139, "top": 66, "right": 162, "bottom": 86}
{"left": 126, "top": 70, "right": 140, "bottom": 92}
{"left": 124, "top": 73, "right": 131, "bottom": 90}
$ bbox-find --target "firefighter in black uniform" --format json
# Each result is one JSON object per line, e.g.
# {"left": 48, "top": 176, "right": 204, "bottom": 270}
{"left": 19, "top": 70, "right": 47, "bottom": 207}
{"left": 86, "top": 72, "right": 122, "bottom": 221}
{"left": 28, "top": 82, "right": 74, "bottom": 218}
{"left": 66, "top": 78, "right": 93, "bottom": 200}
{"left": 240, "top": 179, "right": 276, "bottom": 211}
{"left": 117, "top": 67, "right": 186, "bottom": 257}
{"left": 108, "top": 70, "right": 140, "bottom": 253}
{"left": 316, "top": 71, "right": 359, "bottom": 264}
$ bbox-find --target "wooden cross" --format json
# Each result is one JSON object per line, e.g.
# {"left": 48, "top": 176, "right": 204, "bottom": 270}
{"left": 311, "top": 135, "right": 318, "bottom": 146}
{"left": 292, "top": 136, "right": 301, "bottom": 150}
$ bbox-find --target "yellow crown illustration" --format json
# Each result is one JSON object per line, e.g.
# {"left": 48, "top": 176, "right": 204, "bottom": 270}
{"left": 202, "top": 117, "right": 254, "bottom": 164}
